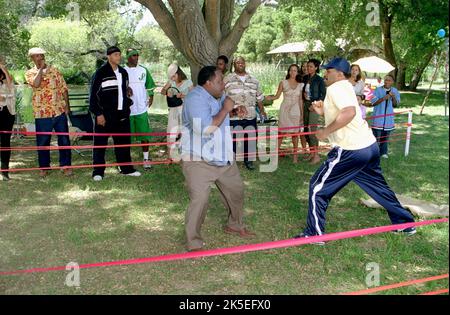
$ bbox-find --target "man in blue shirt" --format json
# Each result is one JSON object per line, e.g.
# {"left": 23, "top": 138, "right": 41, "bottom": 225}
{"left": 370, "top": 74, "right": 400, "bottom": 158}
{"left": 181, "top": 66, "right": 256, "bottom": 252}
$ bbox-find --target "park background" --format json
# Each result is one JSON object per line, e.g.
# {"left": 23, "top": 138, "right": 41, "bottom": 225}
{"left": 0, "top": 0, "right": 448, "bottom": 295}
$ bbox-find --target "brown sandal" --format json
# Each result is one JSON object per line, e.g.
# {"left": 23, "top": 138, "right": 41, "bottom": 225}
{"left": 224, "top": 226, "right": 256, "bottom": 238}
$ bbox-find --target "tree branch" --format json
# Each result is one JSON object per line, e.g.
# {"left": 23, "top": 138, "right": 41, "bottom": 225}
{"left": 168, "top": 0, "right": 217, "bottom": 66}
{"left": 379, "top": 0, "right": 397, "bottom": 69}
{"left": 135, "top": 0, "right": 184, "bottom": 55}
{"left": 78, "top": 49, "right": 104, "bottom": 56}
{"left": 82, "top": 16, "right": 112, "bottom": 47}
{"left": 219, "top": 0, "right": 262, "bottom": 57}
{"left": 205, "top": 0, "right": 222, "bottom": 45}
{"left": 220, "top": 0, "right": 234, "bottom": 38}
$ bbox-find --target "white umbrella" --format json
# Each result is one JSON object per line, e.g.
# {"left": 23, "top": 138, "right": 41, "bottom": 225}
{"left": 267, "top": 41, "right": 324, "bottom": 54}
{"left": 267, "top": 39, "right": 347, "bottom": 55}
{"left": 353, "top": 56, "right": 395, "bottom": 73}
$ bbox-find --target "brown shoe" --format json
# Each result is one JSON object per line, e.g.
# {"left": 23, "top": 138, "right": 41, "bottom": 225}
{"left": 224, "top": 226, "right": 256, "bottom": 238}
{"left": 63, "top": 168, "right": 73, "bottom": 177}
{"left": 310, "top": 156, "right": 321, "bottom": 165}
{"left": 39, "top": 170, "right": 48, "bottom": 178}
{"left": 302, "top": 154, "right": 312, "bottom": 161}
{"left": 187, "top": 247, "right": 204, "bottom": 253}
{"left": 187, "top": 242, "right": 205, "bottom": 252}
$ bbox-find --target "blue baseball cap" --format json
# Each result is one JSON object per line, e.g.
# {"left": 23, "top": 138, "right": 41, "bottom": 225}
{"left": 321, "top": 57, "right": 351, "bottom": 75}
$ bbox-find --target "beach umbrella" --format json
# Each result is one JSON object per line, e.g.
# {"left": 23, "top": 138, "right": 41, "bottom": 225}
{"left": 353, "top": 56, "right": 395, "bottom": 73}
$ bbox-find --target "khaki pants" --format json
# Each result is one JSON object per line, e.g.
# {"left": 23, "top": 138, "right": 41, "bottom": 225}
{"left": 182, "top": 160, "right": 245, "bottom": 250}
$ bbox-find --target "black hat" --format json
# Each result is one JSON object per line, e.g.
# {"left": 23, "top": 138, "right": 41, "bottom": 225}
{"left": 107, "top": 46, "right": 121, "bottom": 56}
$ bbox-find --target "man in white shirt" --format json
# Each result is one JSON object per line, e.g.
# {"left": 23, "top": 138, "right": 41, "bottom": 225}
{"left": 124, "top": 49, "right": 156, "bottom": 169}
{"left": 294, "top": 57, "right": 416, "bottom": 243}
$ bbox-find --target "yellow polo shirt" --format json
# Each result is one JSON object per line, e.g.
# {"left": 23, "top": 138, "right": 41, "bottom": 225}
{"left": 324, "top": 80, "right": 376, "bottom": 150}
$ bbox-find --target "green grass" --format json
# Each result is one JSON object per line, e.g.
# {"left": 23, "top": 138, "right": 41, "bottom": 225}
{"left": 0, "top": 90, "right": 448, "bottom": 295}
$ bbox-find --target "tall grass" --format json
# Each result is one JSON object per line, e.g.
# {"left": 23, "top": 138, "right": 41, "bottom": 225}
{"left": 246, "top": 63, "right": 286, "bottom": 95}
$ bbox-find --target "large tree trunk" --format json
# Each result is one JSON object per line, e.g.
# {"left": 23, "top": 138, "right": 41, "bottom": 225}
{"left": 379, "top": 0, "right": 397, "bottom": 78}
{"left": 409, "top": 50, "right": 435, "bottom": 91}
{"left": 396, "top": 61, "right": 407, "bottom": 90}
{"left": 135, "top": 0, "right": 263, "bottom": 84}
{"left": 190, "top": 64, "right": 202, "bottom": 87}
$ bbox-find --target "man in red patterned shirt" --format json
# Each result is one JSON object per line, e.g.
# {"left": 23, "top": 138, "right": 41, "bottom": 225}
{"left": 25, "top": 48, "right": 72, "bottom": 177}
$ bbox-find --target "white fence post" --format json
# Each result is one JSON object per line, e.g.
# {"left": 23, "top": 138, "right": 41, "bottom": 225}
{"left": 404, "top": 111, "right": 413, "bottom": 157}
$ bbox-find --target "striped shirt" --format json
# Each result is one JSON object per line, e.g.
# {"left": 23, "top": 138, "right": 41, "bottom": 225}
{"left": 224, "top": 72, "right": 264, "bottom": 120}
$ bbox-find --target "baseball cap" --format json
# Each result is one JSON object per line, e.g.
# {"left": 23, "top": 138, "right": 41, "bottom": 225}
{"left": 28, "top": 47, "right": 46, "bottom": 57}
{"left": 168, "top": 63, "right": 178, "bottom": 80}
{"left": 126, "top": 49, "right": 139, "bottom": 59}
{"left": 321, "top": 57, "right": 351, "bottom": 75}
{"left": 107, "top": 46, "right": 121, "bottom": 56}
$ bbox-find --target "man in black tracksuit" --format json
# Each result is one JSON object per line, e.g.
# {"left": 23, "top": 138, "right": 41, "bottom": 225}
{"left": 89, "top": 46, "right": 141, "bottom": 181}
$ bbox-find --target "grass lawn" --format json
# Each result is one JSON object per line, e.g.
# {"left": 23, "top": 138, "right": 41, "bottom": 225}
{"left": 0, "top": 89, "right": 448, "bottom": 295}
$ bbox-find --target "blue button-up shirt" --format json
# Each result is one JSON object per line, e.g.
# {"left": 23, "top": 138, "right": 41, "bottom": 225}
{"left": 371, "top": 86, "right": 400, "bottom": 131}
{"left": 181, "top": 86, "right": 234, "bottom": 166}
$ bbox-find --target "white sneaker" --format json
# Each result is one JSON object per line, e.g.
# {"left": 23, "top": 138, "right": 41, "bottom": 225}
{"left": 294, "top": 233, "right": 326, "bottom": 246}
{"left": 125, "top": 171, "right": 141, "bottom": 177}
{"left": 393, "top": 227, "right": 417, "bottom": 236}
{"left": 143, "top": 159, "right": 152, "bottom": 170}
{"left": 382, "top": 154, "right": 389, "bottom": 159}
{"left": 93, "top": 175, "right": 103, "bottom": 181}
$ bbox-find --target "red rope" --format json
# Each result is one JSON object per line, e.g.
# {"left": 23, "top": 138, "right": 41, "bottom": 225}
{"left": 1, "top": 159, "right": 176, "bottom": 173}
{"left": 419, "top": 288, "right": 449, "bottom": 295}
{"left": 0, "top": 111, "right": 413, "bottom": 138}
{"left": 344, "top": 274, "right": 449, "bottom": 295}
{"left": 0, "top": 219, "right": 446, "bottom": 276}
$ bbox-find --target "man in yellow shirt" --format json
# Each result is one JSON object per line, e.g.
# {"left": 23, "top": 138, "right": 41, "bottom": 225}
{"left": 294, "top": 57, "right": 416, "bottom": 243}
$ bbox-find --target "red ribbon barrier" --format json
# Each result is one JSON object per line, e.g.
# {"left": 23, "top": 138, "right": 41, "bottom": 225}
{"left": 0, "top": 141, "right": 179, "bottom": 152}
{"left": 0, "top": 136, "right": 410, "bottom": 172}
{"left": 0, "top": 111, "right": 413, "bottom": 138}
{"left": 0, "top": 124, "right": 321, "bottom": 138}
{"left": 0, "top": 219, "right": 446, "bottom": 276}
{"left": 1, "top": 159, "right": 176, "bottom": 173}
{"left": 344, "top": 273, "right": 449, "bottom": 295}
{"left": 365, "top": 110, "right": 412, "bottom": 121}
{"left": 0, "top": 131, "right": 409, "bottom": 152}
{"left": 419, "top": 288, "right": 449, "bottom": 296}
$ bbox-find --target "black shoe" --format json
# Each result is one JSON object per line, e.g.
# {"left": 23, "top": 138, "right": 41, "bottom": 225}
{"left": 392, "top": 227, "right": 417, "bottom": 236}
{"left": 244, "top": 161, "right": 255, "bottom": 171}
{"left": 294, "top": 232, "right": 326, "bottom": 246}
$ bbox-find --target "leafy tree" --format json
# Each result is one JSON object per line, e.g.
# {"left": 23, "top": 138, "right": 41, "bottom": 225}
{"left": 135, "top": 0, "right": 265, "bottom": 82}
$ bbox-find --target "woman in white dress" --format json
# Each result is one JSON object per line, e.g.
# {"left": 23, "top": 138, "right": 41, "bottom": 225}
{"left": 161, "top": 64, "right": 193, "bottom": 160}
{"left": 266, "top": 64, "right": 306, "bottom": 164}
{"left": 349, "top": 64, "right": 366, "bottom": 118}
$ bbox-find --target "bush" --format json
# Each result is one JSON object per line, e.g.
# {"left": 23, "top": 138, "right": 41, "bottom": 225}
{"left": 10, "top": 70, "right": 26, "bottom": 85}
{"left": 60, "top": 68, "right": 93, "bottom": 85}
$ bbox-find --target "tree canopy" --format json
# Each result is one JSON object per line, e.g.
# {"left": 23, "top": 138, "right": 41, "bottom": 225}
{"left": 0, "top": 0, "right": 447, "bottom": 88}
